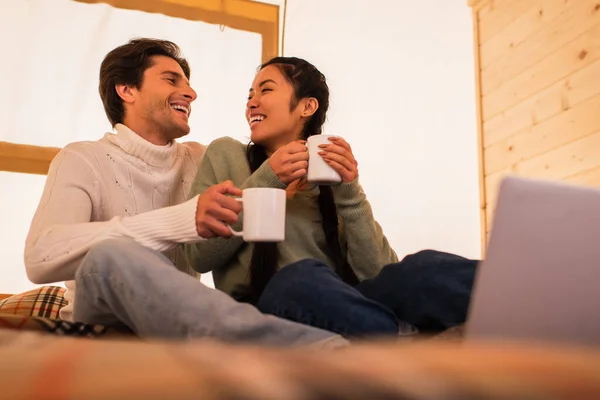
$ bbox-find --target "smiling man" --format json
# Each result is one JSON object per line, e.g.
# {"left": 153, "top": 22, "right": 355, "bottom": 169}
{"left": 25, "top": 38, "right": 207, "bottom": 322}
{"left": 23, "top": 38, "right": 346, "bottom": 349}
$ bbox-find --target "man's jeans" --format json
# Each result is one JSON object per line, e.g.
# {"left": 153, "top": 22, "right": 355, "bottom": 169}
{"left": 258, "top": 251, "right": 478, "bottom": 339}
{"left": 73, "top": 238, "right": 348, "bottom": 349}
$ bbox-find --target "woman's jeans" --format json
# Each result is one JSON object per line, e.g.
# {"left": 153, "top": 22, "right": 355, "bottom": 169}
{"left": 257, "top": 250, "right": 479, "bottom": 339}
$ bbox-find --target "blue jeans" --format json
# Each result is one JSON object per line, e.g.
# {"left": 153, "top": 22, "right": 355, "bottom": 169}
{"left": 257, "top": 250, "right": 478, "bottom": 339}
{"left": 73, "top": 239, "right": 349, "bottom": 349}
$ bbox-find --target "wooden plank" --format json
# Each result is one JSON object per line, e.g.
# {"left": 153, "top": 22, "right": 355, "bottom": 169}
{"left": 161, "top": 0, "right": 279, "bottom": 23}
{"left": 478, "top": 0, "right": 539, "bottom": 45}
{"left": 75, "top": 0, "right": 279, "bottom": 63}
{"left": 468, "top": 0, "right": 490, "bottom": 7}
{"left": 483, "top": 57, "right": 600, "bottom": 147}
{"left": 485, "top": 134, "right": 600, "bottom": 230}
{"left": 471, "top": 8, "right": 488, "bottom": 256}
{"left": 566, "top": 165, "right": 600, "bottom": 187}
{"left": 228, "top": 0, "right": 278, "bottom": 23}
{"left": 480, "top": 0, "right": 570, "bottom": 71}
{"left": 482, "top": 0, "right": 600, "bottom": 95}
{"left": 79, "top": 0, "right": 279, "bottom": 24}
{"left": 484, "top": 93, "right": 600, "bottom": 174}
{"left": 485, "top": 129, "right": 600, "bottom": 202}
{"left": 0, "top": 142, "right": 60, "bottom": 175}
{"left": 482, "top": 22, "right": 600, "bottom": 120}
{"left": 469, "top": 0, "right": 493, "bottom": 12}
{"left": 515, "top": 129, "right": 600, "bottom": 180}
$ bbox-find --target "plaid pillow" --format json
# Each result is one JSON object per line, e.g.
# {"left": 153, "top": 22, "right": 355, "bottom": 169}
{"left": 0, "top": 286, "right": 67, "bottom": 319}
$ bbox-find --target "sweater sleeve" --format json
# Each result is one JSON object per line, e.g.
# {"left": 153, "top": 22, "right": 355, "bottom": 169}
{"left": 184, "top": 137, "right": 286, "bottom": 274}
{"left": 332, "top": 179, "right": 398, "bottom": 280}
{"left": 24, "top": 147, "right": 202, "bottom": 284}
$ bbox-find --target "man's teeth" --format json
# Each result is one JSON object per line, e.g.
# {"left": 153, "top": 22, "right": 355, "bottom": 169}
{"left": 171, "top": 104, "right": 189, "bottom": 115}
{"left": 250, "top": 115, "right": 265, "bottom": 124}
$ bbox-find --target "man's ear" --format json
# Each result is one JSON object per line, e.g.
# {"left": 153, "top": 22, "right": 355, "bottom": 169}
{"left": 300, "top": 97, "right": 319, "bottom": 118}
{"left": 115, "top": 84, "right": 136, "bottom": 104}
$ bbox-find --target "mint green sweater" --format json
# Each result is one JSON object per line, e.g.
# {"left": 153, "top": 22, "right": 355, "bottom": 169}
{"left": 184, "top": 137, "right": 398, "bottom": 295}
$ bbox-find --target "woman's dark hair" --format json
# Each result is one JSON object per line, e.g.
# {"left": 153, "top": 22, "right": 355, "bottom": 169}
{"left": 243, "top": 57, "right": 359, "bottom": 302}
{"left": 99, "top": 38, "right": 191, "bottom": 127}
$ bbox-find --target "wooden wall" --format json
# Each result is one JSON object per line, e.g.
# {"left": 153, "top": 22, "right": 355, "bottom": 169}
{"left": 469, "top": 0, "right": 600, "bottom": 248}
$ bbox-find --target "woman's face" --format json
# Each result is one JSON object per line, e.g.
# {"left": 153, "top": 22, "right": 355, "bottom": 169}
{"left": 246, "top": 65, "right": 305, "bottom": 153}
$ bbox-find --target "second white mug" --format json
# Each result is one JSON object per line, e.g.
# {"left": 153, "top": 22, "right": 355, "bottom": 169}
{"left": 229, "top": 188, "right": 286, "bottom": 242}
{"left": 306, "top": 134, "right": 342, "bottom": 185}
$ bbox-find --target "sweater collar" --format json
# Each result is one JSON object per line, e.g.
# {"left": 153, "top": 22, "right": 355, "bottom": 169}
{"left": 104, "top": 124, "right": 178, "bottom": 168}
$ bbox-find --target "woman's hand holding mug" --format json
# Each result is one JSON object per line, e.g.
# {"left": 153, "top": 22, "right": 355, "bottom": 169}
{"left": 269, "top": 140, "right": 309, "bottom": 184}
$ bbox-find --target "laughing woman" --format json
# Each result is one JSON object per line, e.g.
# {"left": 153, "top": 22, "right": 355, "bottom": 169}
{"left": 184, "top": 57, "right": 478, "bottom": 339}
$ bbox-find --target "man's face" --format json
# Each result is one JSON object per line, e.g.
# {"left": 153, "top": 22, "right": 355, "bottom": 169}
{"left": 127, "top": 55, "right": 197, "bottom": 143}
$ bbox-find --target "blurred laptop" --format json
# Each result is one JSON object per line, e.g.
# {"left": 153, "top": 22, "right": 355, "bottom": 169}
{"left": 466, "top": 176, "right": 600, "bottom": 346}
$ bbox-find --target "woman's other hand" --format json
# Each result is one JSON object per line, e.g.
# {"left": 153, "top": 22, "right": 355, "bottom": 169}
{"left": 317, "top": 137, "right": 358, "bottom": 183}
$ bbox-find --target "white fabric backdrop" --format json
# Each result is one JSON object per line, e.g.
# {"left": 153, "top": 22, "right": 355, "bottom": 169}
{"left": 0, "top": 0, "right": 262, "bottom": 293}
{"left": 283, "top": 0, "right": 481, "bottom": 261}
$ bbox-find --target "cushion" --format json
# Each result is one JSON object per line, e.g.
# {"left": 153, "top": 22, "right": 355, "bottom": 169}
{"left": 0, "top": 286, "right": 67, "bottom": 319}
{"left": 0, "top": 286, "right": 133, "bottom": 338}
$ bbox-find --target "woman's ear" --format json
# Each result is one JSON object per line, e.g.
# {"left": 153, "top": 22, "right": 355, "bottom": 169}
{"left": 300, "top": 97, "right": 319, "bottom": 117}
{"left": 115, "top": 84, "right": 136, "bottom": 104}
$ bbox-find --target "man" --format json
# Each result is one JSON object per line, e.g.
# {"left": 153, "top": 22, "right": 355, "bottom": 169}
{"left": 24, "top": 38, "right": 346, "bottom": 349}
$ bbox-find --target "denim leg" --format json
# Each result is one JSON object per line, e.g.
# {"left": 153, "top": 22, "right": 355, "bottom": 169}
{"left": 257, "top": 259, "right": 400, "bottom": 339}
{"left": 356, "top": 250, "right": 479, "bottom": 333}
{"left": 73, "top": 239, "right": 348, "bottom": 349}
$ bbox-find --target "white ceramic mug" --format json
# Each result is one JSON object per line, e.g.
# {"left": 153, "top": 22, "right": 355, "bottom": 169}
{"left": 306, "top": 134, "right": 342, "bottom": 185}
{"left": 229, "top": 188, "right": 286, "bottom": 242}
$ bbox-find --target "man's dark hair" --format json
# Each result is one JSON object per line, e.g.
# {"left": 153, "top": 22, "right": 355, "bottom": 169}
{"left": 99, "top": 38, "right": 191, "bottom": 126}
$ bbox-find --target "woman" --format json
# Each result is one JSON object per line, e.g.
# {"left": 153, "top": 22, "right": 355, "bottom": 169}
{"left": 185, "top": 57, "right": 477, "bottom": 339}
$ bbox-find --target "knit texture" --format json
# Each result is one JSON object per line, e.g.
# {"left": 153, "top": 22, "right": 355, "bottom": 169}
{"left": 184, "top": 137, "right": 398, "bottom": 296}
{"left": 24, "top": 124, "right": 206, "bottom": 320}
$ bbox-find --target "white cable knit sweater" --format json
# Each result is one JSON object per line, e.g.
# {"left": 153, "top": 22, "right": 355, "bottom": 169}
{"left": 24, "top": 124, "right": 206, "bottom": 321}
